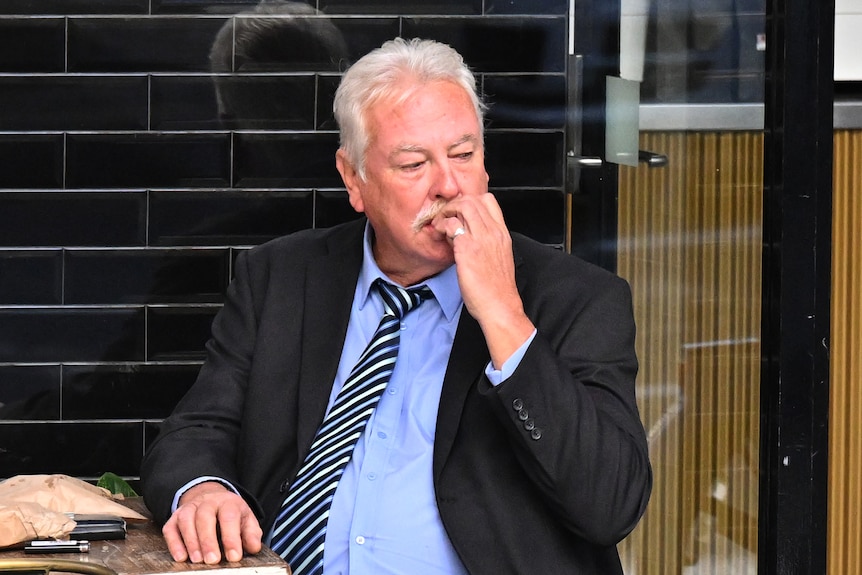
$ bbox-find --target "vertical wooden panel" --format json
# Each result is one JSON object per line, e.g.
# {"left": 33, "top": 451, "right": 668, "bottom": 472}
{"left": 828, "top": 130, "right": 862, "bottom": 575}
{"left": 618, "top": 129, "right": 860, "bottom": 575}
{"left": 617, "top": 131, "right": 761, "bottom": 575}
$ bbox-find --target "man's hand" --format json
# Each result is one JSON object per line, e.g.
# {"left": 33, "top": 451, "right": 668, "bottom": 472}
{"left": 432, "top": 193, "right": 535, "bottom": 369}
{"left": 163, "top": 481, "right": 263, "bottom": 564}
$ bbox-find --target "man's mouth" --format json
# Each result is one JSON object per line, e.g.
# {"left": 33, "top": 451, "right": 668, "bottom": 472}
{"left": 411, "top": 199, "right": 449, "bottom": 233}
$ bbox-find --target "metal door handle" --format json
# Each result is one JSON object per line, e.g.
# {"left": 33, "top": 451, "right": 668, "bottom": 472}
{"left": 639, "top": 150, "right": 668, "bottom": 167}
{"left": 567, "top": 150, "right": 603, "bottom": 168}
{"left": 576, "top": 155, "right": 603, "bottom": 167}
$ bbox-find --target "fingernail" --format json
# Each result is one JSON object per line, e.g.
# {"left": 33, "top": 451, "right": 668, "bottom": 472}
{"left": 205, "top": 552, "right": 220, "bottom": 564}
{"left": 189, "top": 551, "right": 202, "bottom": 563}
{"left": 227, "top": 549, "right": 242, "bottom": 562}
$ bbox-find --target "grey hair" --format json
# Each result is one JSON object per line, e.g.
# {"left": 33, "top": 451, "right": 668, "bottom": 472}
{"left": 333, "top": 37, "right": 486, "bottom": 180}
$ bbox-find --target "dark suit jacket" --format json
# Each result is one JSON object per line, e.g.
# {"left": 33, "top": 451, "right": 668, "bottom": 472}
{"left": 141, "top": 217, "right": 652, "bottom": 574}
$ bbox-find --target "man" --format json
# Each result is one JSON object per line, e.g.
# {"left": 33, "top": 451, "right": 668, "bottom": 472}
{"left": 141, "top": 37, "right": 652, "bottom": 575}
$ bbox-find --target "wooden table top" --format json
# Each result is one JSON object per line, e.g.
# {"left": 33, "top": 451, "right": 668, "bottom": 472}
{"left": 0, "top": 499, "right": 290, "bottom": 575}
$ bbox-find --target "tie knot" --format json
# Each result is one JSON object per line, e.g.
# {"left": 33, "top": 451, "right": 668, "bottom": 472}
{"left": 375, "top": 279, "right": 433, "bottom": 319}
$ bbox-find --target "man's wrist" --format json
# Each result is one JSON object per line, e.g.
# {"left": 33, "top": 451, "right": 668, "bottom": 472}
{"left": 485, "top": 328, "right": 537, "bottom": 386}
{"left": 172, "top": 477, "right": 238, "bottom": 511}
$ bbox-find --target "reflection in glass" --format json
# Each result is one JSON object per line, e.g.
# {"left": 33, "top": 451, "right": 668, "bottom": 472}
{"left": 209, "top": 0, "right": 349, "bottom": 129}
{"left": 615, "top": 2, "right": 764, "bottom": 573}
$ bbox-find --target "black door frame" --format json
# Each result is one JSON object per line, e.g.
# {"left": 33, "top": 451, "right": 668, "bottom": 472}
{"left": 566, "top": 0, "right": 621, "bottom": 272}
{"left": 759, "top": 2, "right": 834, "bottom": 574}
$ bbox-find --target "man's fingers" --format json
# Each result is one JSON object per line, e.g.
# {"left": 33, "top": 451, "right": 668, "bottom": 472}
{"left": 164, "top": 487, "right": 263, "bottom": 565}
{"left": 479, "top": 192, "right": 506, "bottom": 224}
{"left": 165, "top": 507, "right": 206, "bottom": 563}
{"left": 436, "top": 193, "right": 504, "bottom": 239}
{"left": 241, "top": 512, "right": 264, "bottom": 556}
{"left": 215, "top": 503, "right": 261, "bottom": 562}
{"left": 195, "top": 504, "right": 224, "bottom": 565}
{"left": 162, "top": 517, "right": 190, "bottom": 562}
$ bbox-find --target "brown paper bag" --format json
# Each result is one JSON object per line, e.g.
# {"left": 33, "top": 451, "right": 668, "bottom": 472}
{"left": 0, "top": 500, "right": 75, "bottom": 548}
{"left": 0, "top": 474, "right": 147, "bottom": 521}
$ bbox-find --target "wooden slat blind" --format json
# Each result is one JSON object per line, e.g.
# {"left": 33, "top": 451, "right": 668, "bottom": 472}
{"left": 828, "top": 130, "right": 862, "bottom": 575}
{"left": 616, "top": 132, "right": 762, "bottom": 574}
{"left": 613, "top": 128, "right": 860, "bottom": 575}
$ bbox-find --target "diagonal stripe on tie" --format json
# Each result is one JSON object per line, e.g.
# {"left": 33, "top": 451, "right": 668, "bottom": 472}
{"left": 269, "top": 279, "right": 433, "bottom": 575}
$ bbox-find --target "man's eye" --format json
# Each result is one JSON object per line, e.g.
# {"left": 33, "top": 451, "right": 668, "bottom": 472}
{"left": 400, "top": 161, "right": 424, "bottom": 171}
{"left": 453, "top": 151, "right": 474, "bottom": 161}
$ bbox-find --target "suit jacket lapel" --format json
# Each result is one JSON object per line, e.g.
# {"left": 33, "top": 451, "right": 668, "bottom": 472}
{"left": 295, "top": 219, "right": 365, "bottom": 457}
{"left": 433, "top": 236, "right": 528, "bottom": 481}
{"left": 433, "top": 311, "right": 488, "bottom": 481}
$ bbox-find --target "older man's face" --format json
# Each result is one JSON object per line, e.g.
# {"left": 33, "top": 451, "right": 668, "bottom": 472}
{"left": 337, "top": 79, "right": 489, "bottom": 286}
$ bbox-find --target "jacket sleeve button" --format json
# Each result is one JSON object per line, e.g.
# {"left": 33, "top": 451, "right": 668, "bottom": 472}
{"left": 531, "top": 428, "right": 543, "bottom": 440}
{"left": 524, "top": 418, "right": 535, "bottom": 431}
{"left": 512, "top": 398, "right": 524, "bottom": 411}
{"left": 518, "top": 408, "right": 529, "bottom": 421}
{"left": 279, "top": 480, "right": 290, "bottom": 493}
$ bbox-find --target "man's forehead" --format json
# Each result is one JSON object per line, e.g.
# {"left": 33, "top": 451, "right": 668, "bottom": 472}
{"left": 367, "top": 79, "right": 477, "bottom": 122}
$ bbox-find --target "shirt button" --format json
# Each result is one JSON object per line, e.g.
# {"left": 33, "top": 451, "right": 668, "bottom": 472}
{"left": 377, "top": 431, "right": 387, "bottom": 439}
{"left": 400, "top": 322, "right": 407, "bottom": 330}
{"left": 355, "top": 536, "right": 366, "bottom": 545}
{"left": 367, "top": 472, "right": 377, "bottom": 481}
{"left": 388, "top": 387, "right": 398, "bottom": 395}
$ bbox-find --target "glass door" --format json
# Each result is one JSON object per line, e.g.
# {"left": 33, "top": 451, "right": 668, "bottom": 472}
{"left": 567, "top": 1, "right": 766, "bottom": 573}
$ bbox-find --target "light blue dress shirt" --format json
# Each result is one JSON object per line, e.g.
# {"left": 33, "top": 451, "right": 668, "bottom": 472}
{"left": 321, "top": 225, "right": 468, "bottom": 575}
{"left": 321, "top": 224, "right": 534, "bottom": 575}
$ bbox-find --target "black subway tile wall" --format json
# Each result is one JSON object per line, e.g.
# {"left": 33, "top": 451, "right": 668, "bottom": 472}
{"left": 148, "top": 191, "right": 316, "bottom": 245}
{"left": 0, "top": 0, "right": 568, "bottom": 481}
{"left": 64, "top": 249, "right": 230, "bottom": 304}
{"left": 0, "top": 136, "right": 64, "bottom": 189}
{"left": 66, "top": 134, "right": 232, "bottom": 188}
{"left": 0, "top": 251, "right": 63, "bottom": 305}
{"left": 0, "top": 77, "right": 150, "bottom": 131}
{"left": 0, "top": 19, "right": 67, "bottom": 72}
{"left": 67, "top": 18, "right": 230, "bottom": 72}
{"left": 0, "top": 192, "right": 147, "bottom": 247}
{"left": 0, "top": 308, "right": 146, "bottom": 363}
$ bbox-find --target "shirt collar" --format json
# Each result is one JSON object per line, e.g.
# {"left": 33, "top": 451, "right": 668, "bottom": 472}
{"left": 358, "top": 222, "right": 463, "bottom": 322}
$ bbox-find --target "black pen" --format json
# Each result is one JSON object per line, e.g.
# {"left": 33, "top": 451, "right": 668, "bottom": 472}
{"left": 24, "top": 540, "right": 90, "bottom": 554}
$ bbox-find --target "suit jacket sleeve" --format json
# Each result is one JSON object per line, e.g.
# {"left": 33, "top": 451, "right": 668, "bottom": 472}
{"left": 483, "top": 238, "right": 651, "bottom": 546}
{"left": 141, "top": 247, "right": 264, "bottom": 525}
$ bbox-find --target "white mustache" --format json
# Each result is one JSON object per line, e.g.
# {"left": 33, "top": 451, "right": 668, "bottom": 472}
{"left": 411, "top": 199, "right": 449, "bottom": 233}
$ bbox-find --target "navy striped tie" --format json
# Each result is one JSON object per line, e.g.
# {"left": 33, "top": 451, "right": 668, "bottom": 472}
{"left": 269, "top": 279, "right": 432, "bottom": 575}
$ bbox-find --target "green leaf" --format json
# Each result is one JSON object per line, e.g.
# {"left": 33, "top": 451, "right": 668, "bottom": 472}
{"left": 97, "top": 472, "right": 139, "bottom": 497}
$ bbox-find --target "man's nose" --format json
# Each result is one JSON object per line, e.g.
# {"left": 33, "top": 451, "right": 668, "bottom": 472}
{"left": 432, "top": 161, "right": 460, "bottom": 199}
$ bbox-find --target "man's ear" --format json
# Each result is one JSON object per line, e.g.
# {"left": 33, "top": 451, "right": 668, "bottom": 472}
{"left": 335, "top": 149, "right": 365, "bottom": 213}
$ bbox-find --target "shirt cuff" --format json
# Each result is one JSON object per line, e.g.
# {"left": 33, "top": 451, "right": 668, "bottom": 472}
{"left": 171, "top": 476, "right": 239, "bottom": 513}
{"left": 484, "top": 329, "right": 537, "bottom": 386}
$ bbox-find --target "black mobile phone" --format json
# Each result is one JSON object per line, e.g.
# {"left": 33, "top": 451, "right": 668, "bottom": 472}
{"left": 67, "top": 514, "right": 127, "bottom": 540}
